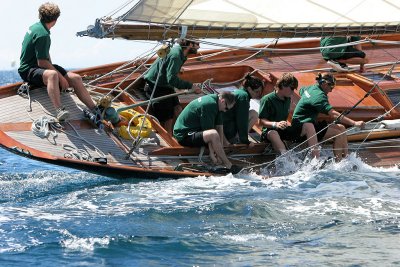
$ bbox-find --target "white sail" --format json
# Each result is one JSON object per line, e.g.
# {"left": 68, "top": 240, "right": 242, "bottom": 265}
{"left": 78, "top": 0, "right": 400, "bottom": 40}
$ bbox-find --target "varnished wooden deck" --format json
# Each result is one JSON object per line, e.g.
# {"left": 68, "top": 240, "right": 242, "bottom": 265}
{"left": 0, "top": 88, "right": 182, "bottom": 170}
{"left": 0, "top": 37, "right": 399, "bottom": 176}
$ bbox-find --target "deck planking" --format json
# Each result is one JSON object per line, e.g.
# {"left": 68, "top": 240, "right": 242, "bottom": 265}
{"left": 0, "top": 86, "right": 187, "bottom": 170}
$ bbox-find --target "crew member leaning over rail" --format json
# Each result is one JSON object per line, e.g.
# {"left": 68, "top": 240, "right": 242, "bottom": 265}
{"left": 291, "top": 73, "right": 365, "bottom": 161}
{"left": 144, "top": 39, "right": 202, "bottom": 135}
{"left": 222, "top": 74, "right": 263, "bottom": 148}
{"left": 173, "top": 92, "right": 242, "bottom": 174}
{"left": 320, "top": 36, "right": 368, "bottom": 73}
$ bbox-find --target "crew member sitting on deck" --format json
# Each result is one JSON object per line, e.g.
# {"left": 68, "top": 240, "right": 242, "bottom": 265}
{"left": 222, "top": 74, "right": 263, "bottom": 148}
{"left": 144, "top": 39, "right": 202, "bottom": 135}
{"left": 320, "top": 36, "right": 368, "bottom": 73}
{"left": 291, "top": 73, "right": 365, "bottom": 161}
{"left": 18, "top": 2, "right": 96, "bottom": 121}
{"left": 258, "top": 73, "right": 319, "bottom": 158}
{"left": 173, "top": 92, "right": 242, "bottom": 174}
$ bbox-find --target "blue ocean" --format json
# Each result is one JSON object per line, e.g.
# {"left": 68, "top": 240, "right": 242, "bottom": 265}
{"left": 1, "top": 71, "right": 400, "bottom": 266}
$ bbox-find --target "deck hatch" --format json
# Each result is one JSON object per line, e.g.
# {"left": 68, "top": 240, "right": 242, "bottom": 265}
{"left": 386, "top": 89, "right": 400, "bottom": 107}
{"left": 362, "top": 72, "right": 394, "bottom": 82}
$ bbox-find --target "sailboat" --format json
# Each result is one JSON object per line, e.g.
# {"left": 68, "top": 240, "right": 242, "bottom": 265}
{"left": 1, "top": 0, "right": 399, "bottom": 178}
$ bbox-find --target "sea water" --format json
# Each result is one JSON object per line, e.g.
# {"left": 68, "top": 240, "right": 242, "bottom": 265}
{"left": 1, "top": 71, "right": 400, "bottom": 266}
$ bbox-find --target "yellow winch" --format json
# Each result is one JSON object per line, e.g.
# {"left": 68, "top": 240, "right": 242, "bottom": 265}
{"left": 118, "top": 110, "right": 153, "bottom": 139}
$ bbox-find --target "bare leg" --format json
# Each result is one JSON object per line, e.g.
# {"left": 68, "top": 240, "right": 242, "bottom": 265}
{"left": 66, "top": 72, "right": 96, "bottom": 110}
{"left": 173, "top": 105, "right": 182, "bottom": 118}
{"left": 159, "top": 105, "right": 182, "bottom": 136}
{"left": 267, "top": 130, "right": 286, "bottom": 154}
{"left": 159, "top": 104, "right": 184, "bottom": 137}
{"left": 42, "top": 69, "right": 62, "bottom": 109}
{"left": 162, "top": 119, "right": 173, "bottom": 136}
{"left": 208, "top": 143, "right": 218, "bottom": 164}
{"left": 323, "top": 124, "right": 347, "bottom": 161}
{"left": 301, "top": 123, "right": 320, "bottom": 158}
{"left": 248, "top": 110, "right": 258, "bottom": 131}
{"left": 203, "top": 129, "right": 232, "bottom": 168}
{"left": 337, "top": 57, "right": 368, "bottom": 72}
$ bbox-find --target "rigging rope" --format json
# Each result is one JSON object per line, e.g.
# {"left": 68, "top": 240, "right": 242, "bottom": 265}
{"left": 22, "top": 84, "right": 107, "bottom": 160}
{"left": 240, "top": 59, "right": 400, "bottom": 174}
{"left": 184, "top": 37, "right": 400, "bottom": 55}
{"left": 125, "top": 54, "right": 168, "bottom": 159}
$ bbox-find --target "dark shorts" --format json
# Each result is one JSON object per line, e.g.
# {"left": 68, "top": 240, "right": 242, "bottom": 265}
{"left": 144, "top": 81, "right": 180, "bottom": 122}
{"left": 18, "top": 64, "right": 67, "bottom": 87}
{"left": 261, "top": 121, "right": 328, "bottom": 143}
{"left": 178, "top": 131, "right": 206, "bottom": 147}
{"left": 326, "top": 46, "right": 366, "bottom": 61}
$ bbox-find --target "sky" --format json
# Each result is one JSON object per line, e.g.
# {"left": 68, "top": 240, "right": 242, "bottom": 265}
{"left": 0, "top": 0, "right": 268, "bottom": 71}
{"left": 0, "top": 0, "right": 155, "bottom": 70}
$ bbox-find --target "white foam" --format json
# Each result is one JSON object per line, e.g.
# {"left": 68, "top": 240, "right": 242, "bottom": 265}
{"left": 61, "top": 236, "right": 110, "bottom": 251}
{"left": 222, "top": 233, "right": 276, "bottom": 242}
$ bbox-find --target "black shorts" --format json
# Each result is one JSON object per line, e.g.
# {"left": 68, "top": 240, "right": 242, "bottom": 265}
{"left": 178, "top": 132, "right": 206, "bottom": 147}
{"left": 260, "top": 126, "right": 298, "bottom": 143}
{"left": 145, "top": 81, "right": 180, "bottom": 122}
{"left": 18, "top": 64, "right": 67, "bottom": 87}
{"left": 261, "top": 121, "right": 328, "bottom": 143}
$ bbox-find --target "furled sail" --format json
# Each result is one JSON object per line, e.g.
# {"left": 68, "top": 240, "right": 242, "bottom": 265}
{"left": 78, "top": 0, "right": 400, "bottom": 40}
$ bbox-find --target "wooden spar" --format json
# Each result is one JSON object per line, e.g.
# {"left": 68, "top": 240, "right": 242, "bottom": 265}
{"left": 116, "top": 90, "right": 193, "bottom": 113}
{"left": 99, "top": 23, "right": 400, "bottom": 41}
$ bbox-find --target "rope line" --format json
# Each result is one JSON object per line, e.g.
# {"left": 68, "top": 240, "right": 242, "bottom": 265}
{"left": 240, "top": 59, "right": 400, "bottom": 173}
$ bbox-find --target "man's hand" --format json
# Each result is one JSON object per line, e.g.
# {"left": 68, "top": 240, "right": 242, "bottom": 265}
{"left": 248, "top": 142, "right": 255, "bottom": 148}
{"left": 276, "top": 121, "right": 290, "bottom": 130}
{"left": 192, "top": 83, "right": 202, "bottom": 94}
{"left": 354, "top": 121, "right": 365, "bottom": 129}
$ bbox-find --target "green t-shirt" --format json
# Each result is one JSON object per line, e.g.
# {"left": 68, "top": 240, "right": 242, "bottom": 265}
{"left": 258, "top": 91, "right": 291, "bottom": 136}
{"left": 173, "top": 94, "right": 222, "bottom": 142}
{"left": 19, "top": 22, "right": 51, "bottom": 73}
{"left": 144, "top": 45, "right": 192, "bottom": 89}
{"left": 320, "top": 36, "right": 361, "bottom": 60}
{"left": 292, "top": 84, "right": 333, "bottom": 124}
{"left": 223, "top": 88, "right": 251, "bottom": 144}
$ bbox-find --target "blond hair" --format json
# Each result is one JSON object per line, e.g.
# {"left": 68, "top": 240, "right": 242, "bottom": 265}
{"left": 39, "top": 2, "right": 60, "bottom": 23}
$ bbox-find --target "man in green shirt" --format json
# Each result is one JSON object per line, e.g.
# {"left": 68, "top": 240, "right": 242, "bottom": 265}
{"left": 223, "top": 74, "right": 263, "bottom": 148}
{"left": 18, "top": 2, "right": 96, "bottom": 121}
{"left": 320, "top": 36, "right": 368, "bottom": 73}
{"left": 292, "top": 73, "right": 365, "bottom": 161}
{"left": 144, "top": 39, "right": 202, "bottom": 135}
{"left": 259, "top": 73, "right": 318, "bottom": 157}
{"left": 173, "top": 92, "right": 241, "bottom": 174}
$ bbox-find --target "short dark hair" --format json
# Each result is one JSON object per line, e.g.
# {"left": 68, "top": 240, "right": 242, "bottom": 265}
{"left": 243, "top": 73, "right": 263, "bottom": 91}
{"left": 178, "top": 39, "right": 199, "bottom": 48}
{"left": 276, "top": 73, "right": 298, "bottom": 90}
{"left": 219, "top": 91, "right": 236, "bottom": 106}
{"left": 39, "top": 2, "right": 60, "bottom": 23}
{"left": 316, "top": 72, "right": 336, "bottom": 86}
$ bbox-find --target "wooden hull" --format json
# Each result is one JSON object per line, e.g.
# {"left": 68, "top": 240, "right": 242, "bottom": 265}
{"left": 1, "top": 37, "right": 400, "bottom": 178}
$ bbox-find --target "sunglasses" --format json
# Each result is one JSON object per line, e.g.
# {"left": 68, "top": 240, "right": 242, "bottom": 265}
{"left": 327, "top": 82, "right": 336, "bottom": 88}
